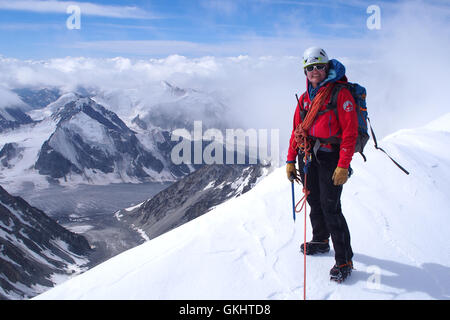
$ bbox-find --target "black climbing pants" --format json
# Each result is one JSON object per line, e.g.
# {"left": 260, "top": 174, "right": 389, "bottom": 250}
{"left": 298, "top": 150, "right": 353, "bottom": 265}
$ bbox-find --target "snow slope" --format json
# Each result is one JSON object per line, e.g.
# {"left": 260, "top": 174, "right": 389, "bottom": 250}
{"left": 34, "top": 114, "right": 450, "bottom": 300}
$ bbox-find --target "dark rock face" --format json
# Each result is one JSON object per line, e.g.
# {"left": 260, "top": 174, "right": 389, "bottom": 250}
{"left": 0, "top": 143, "right": 24, "bottom": 168}
{"left": 116, "top": 164, "right": 269, "bottom": 241}
{"left": 0, "top": 185, "right": 91, "bottom": 300}
{"left": 4, "top": 107, "right": 34, "bottom": 124}
{"left": 0, "top": 108, "right": 34, "bottom": 133}
{"left": 34, "top": 139, "right": 82, "bottom": 178}
{"left": 131, "top": 114, "right": 148, "bottom": 130}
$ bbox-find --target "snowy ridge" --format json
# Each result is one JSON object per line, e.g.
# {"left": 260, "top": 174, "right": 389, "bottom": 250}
{"left": 28, "top": 92, "right": 79, "bottom": 121}
{"left": 34, "top": 113, "right": 450, "bottom": 300}
{"left": 116, "top": 163, "right": 270, "bottom": 243}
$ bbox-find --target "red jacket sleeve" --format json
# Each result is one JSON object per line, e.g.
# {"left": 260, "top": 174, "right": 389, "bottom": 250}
{"left": 336, "top": 87, "right": 358, "bottom": 168}
{"left": 286, "top": 96, "right": 302, "bottom": 163}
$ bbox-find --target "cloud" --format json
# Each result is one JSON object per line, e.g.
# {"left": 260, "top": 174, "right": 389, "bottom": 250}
{"left": 0, "top": 86, "right": 25, "bottom": 108}
{"left": 0, "top": 22, "right": 63, "bottom": 30}
{"left": 0, "top": 0, "right": 157, "bottom": 19}
{"left": 359, "top": 0, "right": 450, "bottom": 137}
{"left": 254, "top": 0, "right": 334, "bottom": 8}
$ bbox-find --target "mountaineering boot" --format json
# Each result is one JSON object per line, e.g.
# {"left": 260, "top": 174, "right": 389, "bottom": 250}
{"left": 300, "top": 239, "right": 330, "bottom": 255}
{"left": 329, "top": 261, "right": 353, "bottom": 283}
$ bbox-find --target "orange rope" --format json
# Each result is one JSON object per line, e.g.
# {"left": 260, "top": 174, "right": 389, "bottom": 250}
{"left": 292, "top": 85, "right": 334, "bottom": 151}
{"left": 293, "top": 85, "right": 334, "bottom": 211}
{"left": 304, "top": 174, "right": 307, "bottom": 301}
{"left": 301, "top": 85, "right": 334, "bottom": 130}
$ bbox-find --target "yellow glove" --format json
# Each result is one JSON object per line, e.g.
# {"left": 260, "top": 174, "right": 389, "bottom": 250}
{"left": 286, "top": 163, "right": 298, "bottom": 182}
{"left": 332, "top": 167, "right": 349, "bottom": 186}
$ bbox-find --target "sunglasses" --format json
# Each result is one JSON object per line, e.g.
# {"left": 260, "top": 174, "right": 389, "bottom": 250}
{"left": 305, "top": 64, "right": 327, "bottom": 72}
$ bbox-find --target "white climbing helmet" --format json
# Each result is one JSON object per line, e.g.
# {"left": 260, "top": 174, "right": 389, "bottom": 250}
{"left": 302, "top": 47, "right": 329, "bottom": 68}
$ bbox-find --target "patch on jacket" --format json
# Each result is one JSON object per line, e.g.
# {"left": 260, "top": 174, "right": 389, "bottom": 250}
{"left": 343, "top": 100, "right": 354, "bottom": 112}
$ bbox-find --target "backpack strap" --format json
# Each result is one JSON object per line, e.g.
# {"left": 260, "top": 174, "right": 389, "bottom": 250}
{"left": 318, "top": 83, "right": 347, "bottom": 117}
{"left": 295, "top": 93, "right": 308, "bottom": 121}
{"left": 317, "top": 83, "right": 344, "bottom": 143}
{"left": 367, "top": 118, "right": 410, "bottom": 175}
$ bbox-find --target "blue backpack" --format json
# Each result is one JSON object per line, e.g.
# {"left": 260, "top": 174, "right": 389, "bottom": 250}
{"left": 326, "top": 82, "right": 409, "bottom": 174}
{"left": 328, "top": 82, "right": 370, "bottom": 159}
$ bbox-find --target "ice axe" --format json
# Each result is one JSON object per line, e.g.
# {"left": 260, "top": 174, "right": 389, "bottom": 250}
{"left": 291, "top": 181, "right": 296, "bottom": 222}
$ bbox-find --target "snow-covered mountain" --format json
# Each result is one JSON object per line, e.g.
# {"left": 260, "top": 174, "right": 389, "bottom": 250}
{"left": 116, "top": 163, "right": 270, "bottom": 241}
{"left": 34, "top": 113, "right": 450, "bottom": 300}
{"left": 0, "top": 93, "right": 169, "bottom": 188}
{"left": 0, "top": 185, "right": 91, "bottom": 300}
{"left": 34, "top": 94, "right": 166, "bottom": 183}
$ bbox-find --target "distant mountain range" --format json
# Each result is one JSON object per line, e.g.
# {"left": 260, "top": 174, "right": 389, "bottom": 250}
{"left": 0, "top": 84, "right": 253, "bottom": 189}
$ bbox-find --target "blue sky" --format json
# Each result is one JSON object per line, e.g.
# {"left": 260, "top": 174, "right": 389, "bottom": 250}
{"left": 0, "top": 0, "right": 447, "bottom": 59}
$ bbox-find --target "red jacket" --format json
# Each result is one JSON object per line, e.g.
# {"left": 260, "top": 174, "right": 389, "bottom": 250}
{"left": 287, "top": 78, "right": 358, "bottom": 169}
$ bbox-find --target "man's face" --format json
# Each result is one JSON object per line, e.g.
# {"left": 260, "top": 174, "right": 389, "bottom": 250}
{"left": 305, "top": 63, "right": 328, "bottom": 87}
